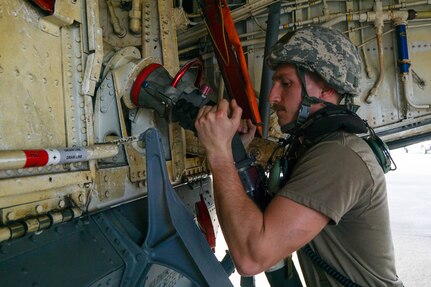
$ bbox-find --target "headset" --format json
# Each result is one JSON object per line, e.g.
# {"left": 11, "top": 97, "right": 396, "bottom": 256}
{"left": 266, "top": 105, "right": 396, "bottom": 195}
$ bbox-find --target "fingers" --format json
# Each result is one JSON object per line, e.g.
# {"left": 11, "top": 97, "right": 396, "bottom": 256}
{"left": 237, "top": 120, "right": 246, "bottom": 133}
{"left": 196, "top": 99, "right": 243, "bottom": 127}
{"left": 238, "top": 119, "right": 257, "bottom": 133}
{"left": 196, "top": 105, "right": 213, "bottom": 120}
{"left": 246, "top": 119, "right": 257, "bottom": 134}
{"left": 217, "top": 99, "right": 229, "bottom": 112}
{"left": 238, "top": 118, "right": 256, "bottom": 148}
{"left": 230, "top": 99, "right": 242, "bottom": 124}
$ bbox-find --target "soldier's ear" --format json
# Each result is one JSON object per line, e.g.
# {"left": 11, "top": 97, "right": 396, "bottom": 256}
{"left": 320, "top": 86, "right": 337, "bottom": 101}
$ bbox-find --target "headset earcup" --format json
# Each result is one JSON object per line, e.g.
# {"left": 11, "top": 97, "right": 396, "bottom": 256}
{"left": 365, "top": 137, "right": 391, "bottom": 173}
{"left": 279, "top": 157, "right": 289, "bottom": 187}
{"left": 268, "top": 159, "right": 281, "bottom": 194}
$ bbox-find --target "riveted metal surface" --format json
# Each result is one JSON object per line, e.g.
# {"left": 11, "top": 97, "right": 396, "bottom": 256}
{"left": 93, "top": 72, "right": 124, "bottom": 148}
{"left": 0, "top": 0, "right": 65, "bottom": 150}
{"left": 141, "top": 0, "right": 163, "bottom": 59}
{"left": 407, "top": 28, "right": 431, "bottom": 110}
{"left": 359, "top": 31, "right": 404, "bottom": 128}
{"left": 0, "top": 165, "right": 72, "bottom": 180}
{"left": 43, "top": 0, "right": 82, "bottom": 26}
{"left": 100, "top": 50, "right": 156, "bottom": 183}
{"left": 158, "top": 0, "right": 180, "bottom": 76}
{"left": 156, "top": 1, "right": 185, "bottom": 183}
{"left": 96, "top": 166, "right": 134, "bottom": 202}
{"left": 0, "top": 171, "right": 91, "bottom": 197}
{"left": 94, "top": 210, "right": 146, "bottom": 286}
{"left": 61, "top": 26, "right": 88, "bottom": 148}
{"left": 0, "top": 217, "right": 124, "bottom": 287}
{"left": 81, "top": 0, "right": 103, "bottom": 97}
{"left": 112, "top": 79, "right": 147, "bottom": 183}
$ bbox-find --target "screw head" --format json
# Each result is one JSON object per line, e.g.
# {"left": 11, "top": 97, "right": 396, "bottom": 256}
{"left": 6, "top": 212, "right": 15, "bottom": 221}
{"left": 35, "top": 205, "right": 43, "bottom": 214}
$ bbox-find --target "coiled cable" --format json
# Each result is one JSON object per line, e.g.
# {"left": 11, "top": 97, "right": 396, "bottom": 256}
{"left": 302, "top": 245, "right": 362, "bottom": 287}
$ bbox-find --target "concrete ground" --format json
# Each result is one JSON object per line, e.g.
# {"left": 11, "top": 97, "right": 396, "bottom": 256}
{"left": 215, "top": 148, "right": 431, "bottom": 287}
{"left": 386, "top": 149, "right": 431, "bottom": 286}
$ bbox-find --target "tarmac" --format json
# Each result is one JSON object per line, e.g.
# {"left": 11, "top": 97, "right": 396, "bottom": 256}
{"left": 386, "top": 149, "right": 431, "bottom": 286}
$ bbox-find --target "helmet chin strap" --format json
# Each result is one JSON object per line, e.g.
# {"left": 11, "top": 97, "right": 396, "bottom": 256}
{"left": 280, "top": 66, "right": 331, "bottom": 134}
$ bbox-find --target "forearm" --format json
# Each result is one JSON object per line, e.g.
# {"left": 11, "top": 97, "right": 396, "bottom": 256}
{"left": 207, "top": 152, "right": 267, "bottom": 273}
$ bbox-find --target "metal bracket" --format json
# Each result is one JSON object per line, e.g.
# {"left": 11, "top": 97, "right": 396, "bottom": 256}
{"left": 89, "top": 128, "right": 233, "bottom": 285}
{"left": 139, "top": 128, "right": 233, "bottom": 286}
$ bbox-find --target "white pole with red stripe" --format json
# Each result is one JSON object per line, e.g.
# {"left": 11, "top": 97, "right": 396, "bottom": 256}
{"left": 0, "top": 144, "right": 119, "bottom": 170}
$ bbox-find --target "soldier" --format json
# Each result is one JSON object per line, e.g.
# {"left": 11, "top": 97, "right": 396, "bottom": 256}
{"left": 195, "top": 26, "right": 403, "bottom": 286}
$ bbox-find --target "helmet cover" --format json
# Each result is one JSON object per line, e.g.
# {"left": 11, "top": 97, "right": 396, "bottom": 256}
{"left": 267, "top": 26, "right": 362, "bottom": 96}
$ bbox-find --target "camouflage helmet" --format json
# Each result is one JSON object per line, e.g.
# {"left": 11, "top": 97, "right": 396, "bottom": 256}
{"left": 267, "top": 26, "right": 362, "bottom": 96}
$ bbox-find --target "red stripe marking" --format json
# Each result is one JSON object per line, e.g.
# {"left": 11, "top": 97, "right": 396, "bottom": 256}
{"left": 196, "top": 194, "right": 216, "bottom": 250}
{"left": 130, "top": 63, "right": 162, "bottom": 107}
{"left": 31, "top": 0, "right": 56, "bottom": 14}
{"left": 24, "top": 150, "right": 49, "bottom": 168}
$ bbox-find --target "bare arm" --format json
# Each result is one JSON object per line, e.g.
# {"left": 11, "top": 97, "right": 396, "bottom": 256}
{"left": 195, "top": 99, "right": 329, "bottom": 275}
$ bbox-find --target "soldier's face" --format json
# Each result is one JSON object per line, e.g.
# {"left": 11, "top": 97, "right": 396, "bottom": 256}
{"left": 268, "top": 64, "right": 303, "bottom": 127}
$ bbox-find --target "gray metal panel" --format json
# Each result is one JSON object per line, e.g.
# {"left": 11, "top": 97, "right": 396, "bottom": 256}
{"left": 0, "top": 218, "right": 124, "bottom": 287}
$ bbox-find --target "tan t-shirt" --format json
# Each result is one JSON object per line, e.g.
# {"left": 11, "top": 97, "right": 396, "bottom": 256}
{"left": 278, "top": 132, "right": 403, "bottom": 287}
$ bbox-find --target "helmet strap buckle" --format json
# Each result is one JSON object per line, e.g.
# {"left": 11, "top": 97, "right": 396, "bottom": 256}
{"left": 296, "top": 66, "right": 313, "bottom": 127}
{"left": 297, "top": 102, "right": 311, "bottom": 126}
